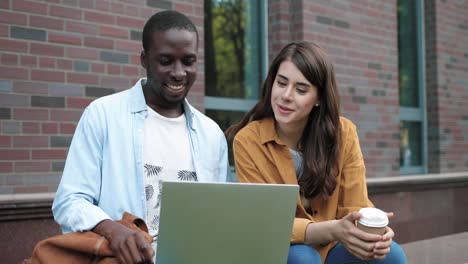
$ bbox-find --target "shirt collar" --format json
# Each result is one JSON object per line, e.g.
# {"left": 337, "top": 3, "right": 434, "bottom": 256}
{"left": 183, "top": 99, "right": 195, "bottom": 130}
{"left": 258, "top": 117, "right": 284, "bottom": 145}
{"left": 129, "top": 78, "right": 195, "bottom": 129}
{"left": 129, "top": 78, "right": 147, "bottom": 113}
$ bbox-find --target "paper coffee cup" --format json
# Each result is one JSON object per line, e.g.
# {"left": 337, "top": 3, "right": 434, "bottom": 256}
{"left": 357, "top": 207, "right": 388, "bottom": 235}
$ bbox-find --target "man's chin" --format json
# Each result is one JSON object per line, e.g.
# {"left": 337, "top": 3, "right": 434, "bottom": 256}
{"left": 163, "top": 94, "right": 186, "bottom": 106}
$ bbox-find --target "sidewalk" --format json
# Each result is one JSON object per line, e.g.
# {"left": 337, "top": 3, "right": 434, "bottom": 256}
{"left": 402, "top": 232, "right": 468, "bottom": 264}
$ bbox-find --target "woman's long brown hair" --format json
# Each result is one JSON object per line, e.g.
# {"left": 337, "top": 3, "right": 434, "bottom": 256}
{"left": 226, "top": 42, "right": 341, "bottom": 198}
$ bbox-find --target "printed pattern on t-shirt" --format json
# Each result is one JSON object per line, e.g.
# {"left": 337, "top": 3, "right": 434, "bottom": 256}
{"left": 143, "top": 105, "right": 196, "bottom": 246}
{"left": 144, "top": 164, "right": 197, "bottom": 240}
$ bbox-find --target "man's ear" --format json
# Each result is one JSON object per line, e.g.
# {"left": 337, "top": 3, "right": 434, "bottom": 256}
{"left": 140, "top": 50, "right": 147, "bottom": 69}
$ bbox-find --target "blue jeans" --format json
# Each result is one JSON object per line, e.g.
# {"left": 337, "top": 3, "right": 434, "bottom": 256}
{"left": 287, "top": 241, "right": 407, "bottom": 264}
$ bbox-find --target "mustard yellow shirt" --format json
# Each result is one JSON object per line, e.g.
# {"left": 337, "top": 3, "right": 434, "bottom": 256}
{"left": 233, "top": 117, "right": 373, "bottom": 261}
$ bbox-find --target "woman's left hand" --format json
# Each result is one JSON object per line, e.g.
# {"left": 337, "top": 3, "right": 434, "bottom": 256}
{"left": 371, "top": 226, "right": 394, "bottom": 259}
{"left": 372, "top": 213, "right": 395, "bottom": 259}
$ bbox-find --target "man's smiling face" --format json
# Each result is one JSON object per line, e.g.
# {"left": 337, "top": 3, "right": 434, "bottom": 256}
{"left": 141, "top": 29, "right": 198, "bottom": 116}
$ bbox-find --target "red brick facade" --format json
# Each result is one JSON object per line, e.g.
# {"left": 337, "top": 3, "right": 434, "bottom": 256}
{"left": 0, "top": 0, "right": 204, "bottom": 193}
{"left": 425, "top": 0, "right": 468, "bottom": 172}
{"left": 271, "top": 1, "right": 401, "bottom": 177}
{"left": 0, "top": 0, "right": 467, "bottom": 194}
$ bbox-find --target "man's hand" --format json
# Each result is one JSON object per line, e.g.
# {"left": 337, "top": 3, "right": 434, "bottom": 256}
{"left": 93, "top": 219, "right": 154, "bottom": 264}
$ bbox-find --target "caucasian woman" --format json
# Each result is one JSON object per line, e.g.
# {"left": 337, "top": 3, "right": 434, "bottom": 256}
{"left": 226, "top": 42, "right": 407, "bottom": 264}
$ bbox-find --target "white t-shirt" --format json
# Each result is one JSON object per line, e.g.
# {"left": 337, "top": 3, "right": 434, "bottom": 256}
{"left": 143, "top": 106, "right": 197, "bottom": 252}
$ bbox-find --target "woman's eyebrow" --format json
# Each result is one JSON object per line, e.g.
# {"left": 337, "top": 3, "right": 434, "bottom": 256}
{"left": 277, "top": 74, "right": 288, "bottom": 80}
{"left": 277, "top": 74, "right": 311, "bottom": 87}
{"left": 296, "top": 81, "right": 311, "bottom": 87}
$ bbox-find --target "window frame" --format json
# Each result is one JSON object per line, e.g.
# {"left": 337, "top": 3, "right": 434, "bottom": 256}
{"left": 204, "top": 0, "right": 268, "bottom": 113}
{"left": 399, "top": 0, "right": 427, "bottom": 175}
{"left": 204, "top": 0, "right": 268, "bottom": 180}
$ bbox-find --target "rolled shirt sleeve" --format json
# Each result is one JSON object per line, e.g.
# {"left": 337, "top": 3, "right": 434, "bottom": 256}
{"left": 52, "top": 105, "right": 111, "bottom": 233}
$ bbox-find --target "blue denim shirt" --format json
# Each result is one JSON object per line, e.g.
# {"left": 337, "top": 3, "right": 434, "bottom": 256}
{"left": 52, "top": 79, "right": 228, "bottom": 233}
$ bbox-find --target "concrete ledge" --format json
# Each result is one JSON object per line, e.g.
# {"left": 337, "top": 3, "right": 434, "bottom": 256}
{"left": 368, "top": 172, "right": 468, "bottom": 244}
{"left": 0, "top": 192, "right": 55, "bottom": 221}
{"left": 367, "top": 172, "right": 468, "bottom": 194}
{"left": 1, "top": 172, "right": 467, "bottom": 222}
{"left": 0, "top": 192, "right": 55, "bottom": 203}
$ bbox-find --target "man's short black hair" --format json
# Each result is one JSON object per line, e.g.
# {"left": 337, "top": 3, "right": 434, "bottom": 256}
{"left": 142, "top": 10, "right": 199, "bottom": 52}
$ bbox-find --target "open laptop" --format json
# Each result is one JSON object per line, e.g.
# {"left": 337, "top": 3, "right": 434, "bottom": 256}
{"left": 156, "top": 181, "right": 299, "bottom": 264}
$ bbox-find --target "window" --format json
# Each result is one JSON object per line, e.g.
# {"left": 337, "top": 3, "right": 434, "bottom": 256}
{"left": 397, "top": 0, "right": 427, "bottom": 174}
{"left": 204, "top": 0, "right": 267, "bottom": 175}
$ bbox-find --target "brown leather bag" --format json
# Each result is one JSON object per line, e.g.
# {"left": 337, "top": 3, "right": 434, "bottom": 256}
{"left": 23, "top": 212, "right": 153, "bottom": 264}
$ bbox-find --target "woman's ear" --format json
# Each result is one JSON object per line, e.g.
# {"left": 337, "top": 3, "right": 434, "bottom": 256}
{"left": 140, "top": 51, "right": 147, "bottom": 69}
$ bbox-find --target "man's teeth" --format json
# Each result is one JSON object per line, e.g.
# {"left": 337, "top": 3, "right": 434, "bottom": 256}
{"left": 167, "top": 84, "right": 184, "bottom": 90}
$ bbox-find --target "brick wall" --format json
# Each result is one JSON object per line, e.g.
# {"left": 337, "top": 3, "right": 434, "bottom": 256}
{"left": 426, "top": 0, "right": 468, "bottom": 173}
{"left": 425, "top": 0, "right": 440, "bottom": 172}
{"left": 267, "top": 0, "right": 291, "bottom": 58}
{"left": 267, "top": 0, "right": 304, "bottom": 58}
{"left": 1, "top": 0, "right": 467, "bottom": 194}
{"left": 0, "top": 0, "right": 204, "bottom": 194}
{"left": 268, "top": 0, "right": 468, "bottom": 177}
{"left": 268, "top": 0, "right": 400, "bottom": 177}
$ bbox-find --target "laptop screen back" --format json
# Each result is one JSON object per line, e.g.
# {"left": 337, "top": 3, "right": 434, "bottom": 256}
{"left": 156, "top": 181, "right": 299, "bottom": 264}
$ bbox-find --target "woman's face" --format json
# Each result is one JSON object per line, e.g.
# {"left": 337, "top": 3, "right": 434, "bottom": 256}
{"left": 271, "top": 60, "right": 319, "bottom": 131}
